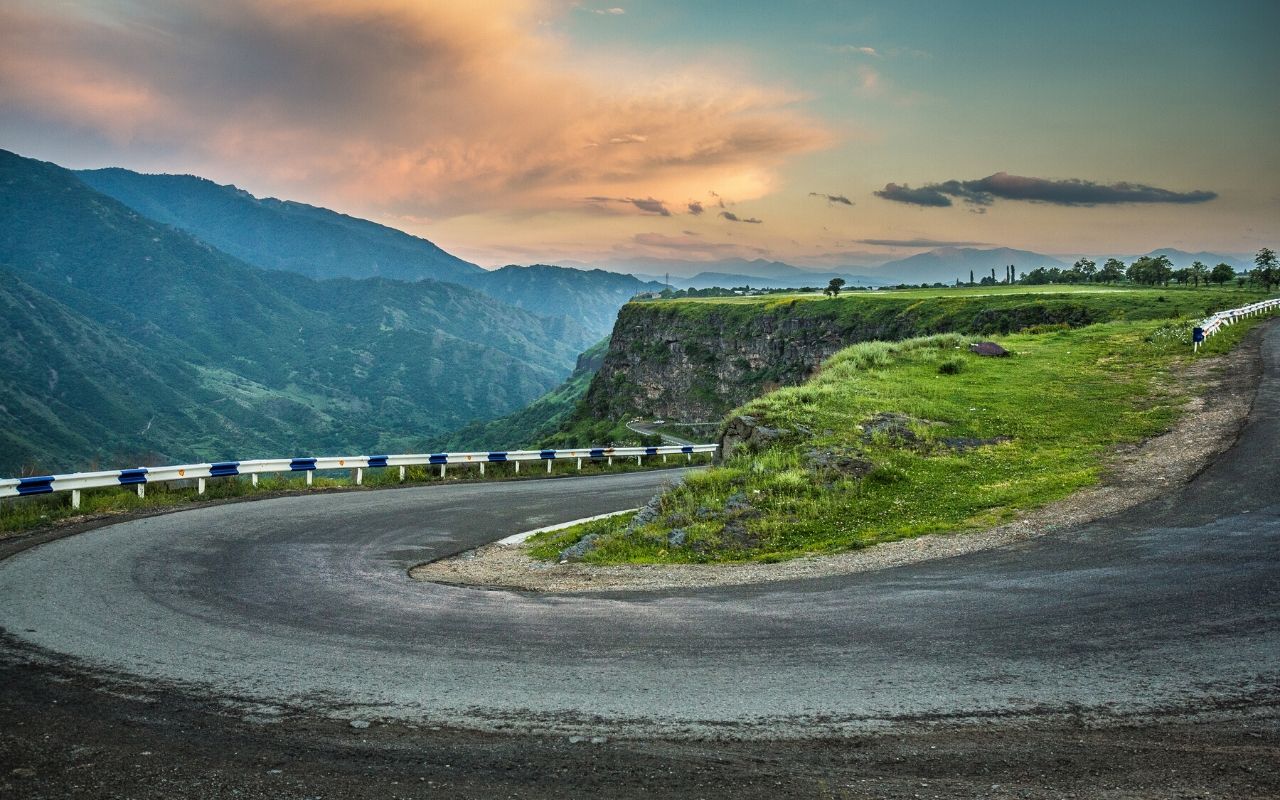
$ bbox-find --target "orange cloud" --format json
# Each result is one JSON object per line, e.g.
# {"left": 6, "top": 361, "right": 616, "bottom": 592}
{"left": 0, "top": 0, "right": 831, "bottom": 220}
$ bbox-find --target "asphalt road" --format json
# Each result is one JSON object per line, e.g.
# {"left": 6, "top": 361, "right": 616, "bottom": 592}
{"left": 626, "top": 419, "right": 696, "bottom": 446}
{"left": 0, "top": 329, "right": 1278, "bottom": 743}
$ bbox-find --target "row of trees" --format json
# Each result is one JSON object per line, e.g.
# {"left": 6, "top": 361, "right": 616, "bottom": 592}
{"left": 991, "top": 248, "right": 1277, "bottom": 290}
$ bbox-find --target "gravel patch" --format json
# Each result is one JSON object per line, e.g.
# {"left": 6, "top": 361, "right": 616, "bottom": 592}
{"left": 411, "top": 331, "right": 1265, "bottom": 593}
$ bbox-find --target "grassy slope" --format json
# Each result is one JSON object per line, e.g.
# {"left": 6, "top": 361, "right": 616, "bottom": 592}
{"left": 529, "top": 311, "right": 1272, "bottom": 563}
{"left": 649, "top": 284, "right": 1186, "bottom": 303}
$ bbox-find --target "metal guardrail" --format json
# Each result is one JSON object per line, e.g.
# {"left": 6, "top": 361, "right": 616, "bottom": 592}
{"left": 0, "top": 444, "right": 719, "bottom": 509}
{"left": 1194, "top": 297, "right": 1280, "bottom": 351}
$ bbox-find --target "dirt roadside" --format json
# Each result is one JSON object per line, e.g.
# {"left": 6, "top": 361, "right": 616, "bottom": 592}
{"left": 413, "top": 329, "right": 1266, "bottom": 592}
{"left": 1, "top": 650, "right": 1276, "bottom": 800}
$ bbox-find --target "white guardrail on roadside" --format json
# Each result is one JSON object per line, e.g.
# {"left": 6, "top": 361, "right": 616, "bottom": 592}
{"left": 1194, "top": 297, "right": 1280, "bottom": 351}
{"left": 0, "top": 444, "right": 719, "bottom": 509}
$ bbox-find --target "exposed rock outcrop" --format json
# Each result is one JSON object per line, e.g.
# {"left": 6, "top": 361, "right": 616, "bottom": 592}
{"left": 718, "top": 415, "right": 791, "bottom": 462}
{"left": 970, "top": 341, "right": 1011, "bottom": 357}
{"left": 574, "top": 297, "right": 1081, "bottom": 427}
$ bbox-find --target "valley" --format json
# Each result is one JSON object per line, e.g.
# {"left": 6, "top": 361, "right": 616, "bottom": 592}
{"left": 0, "top": 150, "right": 645, "bottom": 473}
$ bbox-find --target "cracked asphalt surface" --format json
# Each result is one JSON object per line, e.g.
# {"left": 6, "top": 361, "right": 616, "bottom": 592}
{"left": 0, "top": 322, "right": 1277, "bottom": 797}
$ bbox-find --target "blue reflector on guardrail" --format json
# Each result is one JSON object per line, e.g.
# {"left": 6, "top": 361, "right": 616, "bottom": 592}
{"left": 539, "top": 450, "right": 556, "bottom": 460}
{"left": 487, "top": 451, "right": 507, "bottom": 462}
{"left": 645, "top": 447, "right": 658, "bottom": 456}
{"left": 16, "top": 476, "right": 54, "bottom": 495}
{"left": 367, "top": 456, "right": 388, "bottom": 468}
{"left": 681, "top": 446, "right": 693, "bottom": 454}
{"left": 118, "top": 468, "right": 148, "bottom": 485}
{"left": 289, "top": 458, "right": 317, "bottom": 471}
{"left": 428, "top": 454, "right": 448, "bottom": 464}
{"left": 209, "top": 461, "right": 239, "bottom": 477}
{"left": 589, "top": 448, "right": 605, "bottom": 458}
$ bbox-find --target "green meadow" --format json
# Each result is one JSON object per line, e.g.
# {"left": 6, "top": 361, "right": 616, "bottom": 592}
{"left": 528, "top": 309, "right": 1272, "bottom": 564}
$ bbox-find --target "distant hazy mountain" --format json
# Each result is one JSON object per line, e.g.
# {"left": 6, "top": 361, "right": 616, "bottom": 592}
{"left": 565, "top": 256, "right": 881, "bottom": 281}
{"left": 0, "top": 149, "right": 591, "bottom": 473}
{"left": 1136, "top": 249, "right": 1252, "bottom": 271}
{"left": 451, "top": 265, "right": 662, "bottom": 340}
{"left": 673, "top": 271, "right": 887, "bottom": 290}
{"left": 867, "top": 247, "right": 1068, "bottom": 284}
{"left": 76, "top": 167, "right": 483, "bottom": 283}
{"left": 76, "top": 166, "right": 669, "bottom": 339}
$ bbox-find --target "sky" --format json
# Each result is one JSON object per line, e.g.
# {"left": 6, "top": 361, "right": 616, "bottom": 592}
{"left": 1, "top": 0, "right": 1277, "bottom": 269}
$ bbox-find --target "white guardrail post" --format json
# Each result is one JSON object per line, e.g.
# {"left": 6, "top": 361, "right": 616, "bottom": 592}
{"left": 1, "top": 444, "right": 718, "bottom": 508}
{"left": 1193, "top": 297, "right": 1280, "bottom": 351}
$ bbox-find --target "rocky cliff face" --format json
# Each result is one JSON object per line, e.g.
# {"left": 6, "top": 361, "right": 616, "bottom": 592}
{"left": 581, "top": 302, "right": 871, "bottom": 422}
{"left": 576, "top": 294, "right": 1143, "bottom": 424}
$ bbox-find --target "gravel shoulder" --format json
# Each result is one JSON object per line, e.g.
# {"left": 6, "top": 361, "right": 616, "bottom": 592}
{"left": 412, "top": 330, "right": 1265, "bottom": 592}
{"left": 3, "top": 650, "right": 1275, "bottom": 800}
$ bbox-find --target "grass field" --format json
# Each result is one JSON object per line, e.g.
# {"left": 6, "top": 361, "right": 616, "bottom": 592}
{"left": 652, "top": 284, "right": 1258, "bottom": 305}
{"left": 528, "top": 309, "right": 1273, "bottom": 564}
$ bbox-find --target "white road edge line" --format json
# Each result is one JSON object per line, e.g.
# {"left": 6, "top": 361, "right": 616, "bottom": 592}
{"left": 497, "top": 508, "right": 640, "bottom": 546}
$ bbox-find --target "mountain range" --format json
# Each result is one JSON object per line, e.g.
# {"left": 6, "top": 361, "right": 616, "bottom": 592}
{"left": 0, "top": 149, "right": 622, "bottom": 473}
{"left": 861, "top": 247, "right": 1069, "bottom": 284}
{"left": 2, "top": 146, "right": 1261, "bottom": 473}
{"left": 75, "top": 168, "right": 483, "bottom": 284}
{"left": 76, "top": 168, "right": 656, "bottom": 341}
{"left": 1126, "top": 249, "right": 1252, "bottom": 272}
{"left": 573, "top": 247, "right": 1253, "bottom": 289}
{"left": 570, "top": 251, "right": 1067, "bottom": 288}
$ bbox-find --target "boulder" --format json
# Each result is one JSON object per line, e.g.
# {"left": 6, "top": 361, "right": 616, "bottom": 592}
{"left": 717, "top": 415, "right": 790, "bottom": 462}
{"left": 969, "top": 341, "right": 1010, "bottom": 357}
{"left": 625, "top": 491, "right": 664, "bottom": 532}
{"left": 805, "top": 448, "right": 874, "bottom": 477}
{"left": 558, "top": 533, "right": 600, "bottom": 562}
{"left": 860, "top": 412, "right": 923, "bottom": 445}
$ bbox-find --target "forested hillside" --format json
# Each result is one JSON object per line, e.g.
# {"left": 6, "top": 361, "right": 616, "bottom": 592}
{"left": 431, "top": 337, "right": 610, "bottom": 451}
{"left": 450, "top": 265, "right": 661, "bottom": 340}
{"left": 75, "top": 167, "right": 482, "bottom": 283}
{"left": 77, "top": 167, "right": 658, "bottom": 341}
{"left": 0, "top": 150, "right": 593, "bottom": 473}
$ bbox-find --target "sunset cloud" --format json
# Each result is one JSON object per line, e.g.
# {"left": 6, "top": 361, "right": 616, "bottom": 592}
{"left": 0, "top": 0, "right": 829, "bottom": 219}
{"left": 809, "top": 192, "right": 853, "bottom": 206}
{"left": 720, "top": 211, "right": 763, "bottom": 224}
{"left": 875, "top": 173, "right": 1218, "bottom": 208}
{"left": 586, "top": 196, "right": 672, "bottom": 216}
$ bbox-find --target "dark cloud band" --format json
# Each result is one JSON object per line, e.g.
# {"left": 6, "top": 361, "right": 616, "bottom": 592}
{"left": 720, "top": 211, "right": 763, "bottom": 223}
{"left": 586, "top": 196, "right": 672, "bottom": 215}
{"left": 875, "top": 172, "right": 1218, "bottom": 208}
{"left": 809, "top": 192, "right": 853, "bottom": 206}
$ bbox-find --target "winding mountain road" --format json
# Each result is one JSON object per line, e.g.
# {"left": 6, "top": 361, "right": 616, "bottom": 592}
{"left": 1, "top": 328, "right": 1278, "bottom": 743}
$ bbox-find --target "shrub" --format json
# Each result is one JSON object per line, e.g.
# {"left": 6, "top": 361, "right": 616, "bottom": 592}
{"left": 938, "top": 357, "right": 966, "bottom": 375}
